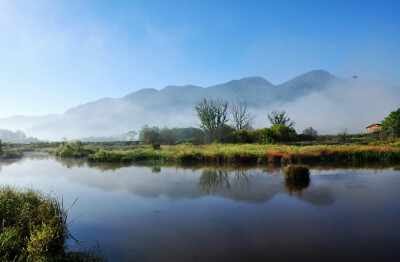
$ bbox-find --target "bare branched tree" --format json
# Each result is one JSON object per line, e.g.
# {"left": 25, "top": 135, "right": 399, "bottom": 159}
{"left": 230, "top": 101, "right": 255, "bottom": 131}
{"left": 127, "top": 130, "right": 138, "bottom": 141}
{"left": 194, "top": 98, "right": 229, "bottom": 141}
{"left": 338, "top": 128, "right": 348, "bottom": 144}
{"left": 267, "top": 110, "right": 295, "bottom": 129}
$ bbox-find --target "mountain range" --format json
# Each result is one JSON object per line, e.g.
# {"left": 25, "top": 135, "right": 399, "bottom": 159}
{"left": 0, "top": 69, "right": 398, "bottom": 140}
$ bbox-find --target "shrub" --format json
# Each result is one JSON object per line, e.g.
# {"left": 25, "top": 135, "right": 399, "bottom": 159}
{"left": 151, "top": 142, "right": 161, "bottom": 150}
{"left": 88, "top": 150, "right": 124, "bottom": 162}
{"left": 284, "top": 164, "right": 310, "bottom": 180}
{"left": 269, "top": 124, "right": 297, "bottom": 142}
{"left": 55, "top": 141, "right": 92, "bottom": 158}
{"left": 232, "top": 129, "right": 254, "bottom": 143}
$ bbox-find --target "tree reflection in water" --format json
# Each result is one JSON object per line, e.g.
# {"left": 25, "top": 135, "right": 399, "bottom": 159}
{"left": 198, "top": 170, "right": 249, "bottom": 194}
{"left": 151, "top": 166, "right": 161, "bottom": 173}
{"left": 284, "top": 177, "right": 310, "bottom": 198}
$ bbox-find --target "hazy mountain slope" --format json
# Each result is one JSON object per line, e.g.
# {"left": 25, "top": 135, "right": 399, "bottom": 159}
{"left": 277, "top": 69, "right": 341, "bottom": 100}
{"left": 3, "top": 69, "right": 397, "bottom": 140}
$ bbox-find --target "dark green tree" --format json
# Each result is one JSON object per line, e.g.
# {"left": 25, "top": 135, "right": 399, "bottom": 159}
{"left": 267, "top": 110, "right": 295, "bottom": 129}
{"left": 381, "top": 108, "right": 400, "bottom": 138}
{"left": 0, "top": 139, "right": 2, "bottom": 154}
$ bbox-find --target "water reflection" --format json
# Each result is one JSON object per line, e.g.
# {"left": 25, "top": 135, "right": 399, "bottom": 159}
{"left": 2, "top": 155, "right": 400, "bottom": 261}
{"left": 199, "top": 170, "right": 249, "bottom": 194}
{"left": 2, "top": 154, "right": 399, "bottom": 207}
{"left": 284, "top": 177, "right": 310, "bottom": 197}
{"left": 151, "top": 166, "right": 161, "bottom": 173}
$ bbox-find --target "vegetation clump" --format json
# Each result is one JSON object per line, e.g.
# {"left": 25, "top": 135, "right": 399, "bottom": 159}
{"left": 151, "top": 142, "right": 161, "bottom": 150}
{"left": 0, "top": 186, "right": 106, "bottom": 261}
{"left": 0, "top": 186, "right": 67, "bottom": 261}
{"left": 284, "top": 164, "right": 310, "bottom": 180}
{"left": 55, "top": 141, "right": 93, "bottom": 158}
{"left": 0, "top": 139, "right": 23, "bottom": 159}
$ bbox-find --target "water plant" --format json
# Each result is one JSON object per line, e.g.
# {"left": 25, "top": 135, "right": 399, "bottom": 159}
{"left": 284, "top": 164, "right": 310, "bottom": 180}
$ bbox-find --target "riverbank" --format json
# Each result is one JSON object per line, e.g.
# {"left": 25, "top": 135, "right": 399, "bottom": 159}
{"left": 87, "top": 144, "right": 400, "bottom": 165}
{"left": 3, "top": 142, "right": 400, "bottom": 165}
{"left": 0, "top": 151, "right": 23, "bottom": 160}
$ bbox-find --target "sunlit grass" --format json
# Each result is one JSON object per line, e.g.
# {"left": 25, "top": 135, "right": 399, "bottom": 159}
{"left": 87, "top": 144, "right": 400, "bottom": 164}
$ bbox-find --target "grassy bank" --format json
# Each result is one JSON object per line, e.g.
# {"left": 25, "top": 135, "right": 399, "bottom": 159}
{"left": 87, "top": 144, "right": 400, "bottom": 165}
{"left": 0, "top": 186, "right": 106, "bottom": 261}
{"left": 3, "top": 141, "right": 400, "bottom": 165}
{"left": 0, "top": 151, "right": 23, "bottom": 159}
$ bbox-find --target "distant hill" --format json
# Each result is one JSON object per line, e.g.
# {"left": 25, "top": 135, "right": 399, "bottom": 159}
{"left": 1, "top": 69, "right": 398, "bottom": 140}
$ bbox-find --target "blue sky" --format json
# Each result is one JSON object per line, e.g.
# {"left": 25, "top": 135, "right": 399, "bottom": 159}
{"left": 0, "top": 0, "right": 399, "bottom": 117}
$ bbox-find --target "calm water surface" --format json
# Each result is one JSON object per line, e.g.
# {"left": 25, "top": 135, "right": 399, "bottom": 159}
{"left": 1, "top": 154, "right": 400, "bottom": 262}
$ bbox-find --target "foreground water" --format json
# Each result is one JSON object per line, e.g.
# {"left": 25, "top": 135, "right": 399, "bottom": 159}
{"left": 1, "top": 154, "right": 400, "bottom": 261}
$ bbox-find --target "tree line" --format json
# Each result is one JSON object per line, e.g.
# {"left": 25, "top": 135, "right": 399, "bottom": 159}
{"left": 130, "top": 98, "right": 400, "bottom": 145}
{"left": 134, "top": 98, "right": 316, "bottom": 145}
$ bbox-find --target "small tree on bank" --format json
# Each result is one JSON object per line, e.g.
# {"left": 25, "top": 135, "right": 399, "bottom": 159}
{"left": 194, "top": 98, "right": 229, "bottom": 142}
{"left": 0, "top": 139, "right": 2, "bottom": 154}
{"left": 127, "top": 130, "right": 138, "bottom": 141}
{"left": 139, "top": 125, "right": 160, "bottom": 144}
{"left": 302, "top": 127, "right": 318, "bottom": 140}
{"left": 268, "top": 110, "right": 295, "bottom": 129}
{"left": 338, "top": 128, "right": 348, "bottom": 144}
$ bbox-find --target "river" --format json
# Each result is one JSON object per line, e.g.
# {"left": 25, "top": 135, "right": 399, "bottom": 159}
{"left": 1, "top": 154, "right": 400, "bottom": 261}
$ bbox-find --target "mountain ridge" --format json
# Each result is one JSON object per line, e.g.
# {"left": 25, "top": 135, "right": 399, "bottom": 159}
{"left": 0, "top": 69, "right": 359, "bottom": 140}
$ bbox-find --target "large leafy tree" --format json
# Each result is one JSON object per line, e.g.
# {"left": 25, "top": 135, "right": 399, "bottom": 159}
{"left": 267, "top": 110, "right": 295, "bottom": 129}
{"left": 194, "top": 98, "right": 229, "bottom": 141}
{"left": 381, "top": 108, "right": 400, "bottom": 138}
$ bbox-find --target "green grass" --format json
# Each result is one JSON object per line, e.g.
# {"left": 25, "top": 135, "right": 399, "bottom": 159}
{"left": 86, "top": 144, "right": 400, "bottom": 165}
{"left": 0, "top": 186, "right": 106, "bottom": 262}
{"left": 3, "top": 140, "right": 400, "bottom": 165}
